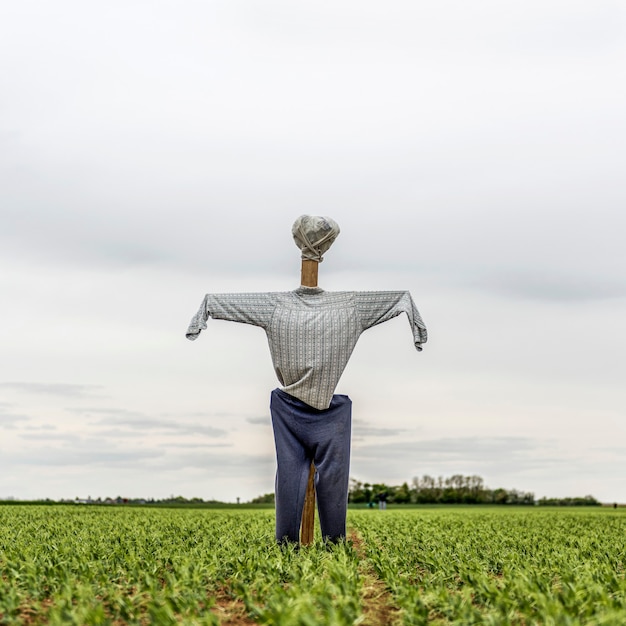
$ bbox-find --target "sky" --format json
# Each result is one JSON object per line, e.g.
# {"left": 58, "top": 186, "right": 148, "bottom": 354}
{"left": 1, "top": 1, "right": 625, "bottom": 503}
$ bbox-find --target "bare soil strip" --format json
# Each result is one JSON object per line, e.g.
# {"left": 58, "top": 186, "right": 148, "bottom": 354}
{"left": 348, "top": 529, "right": 403, "bottom": 626}
{"left": 211, "top": 588, "right": 257, "bottom": 625}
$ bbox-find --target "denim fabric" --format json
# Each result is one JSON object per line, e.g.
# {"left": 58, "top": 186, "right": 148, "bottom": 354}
{"left": 270, "top": 388, "right": 352, "bottom": 543}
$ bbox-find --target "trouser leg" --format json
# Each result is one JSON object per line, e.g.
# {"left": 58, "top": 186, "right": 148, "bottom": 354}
{"left": 312, "top": 395, "right": 352, "bottom": 542}
{"left": 270, "top": 391, "right": 311, "bottom": 543}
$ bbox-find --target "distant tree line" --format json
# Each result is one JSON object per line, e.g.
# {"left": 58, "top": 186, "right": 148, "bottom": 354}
{"left": 3, "top": 478, "right": 601, "bottom": 508}
{"left": 348, "top": 475, "right": 600, "bottom": 506}
{"left": 535, "top": 496, "right": 600, "bottom": 506}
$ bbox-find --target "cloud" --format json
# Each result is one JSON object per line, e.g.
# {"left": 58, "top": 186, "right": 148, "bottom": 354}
{"left": 0, "top": 407, "right": 31, "bottom": 429}
{"left": 93, "top": 417, "right": 227, "bottom": 439}
{"left": 351, "top": 419, "right": 406, "bottom": 440}
{"left": 476, "top": 272, "right": 626, "bottom": 302}
{"left": 6, "top": 439, "right": 275, "bottom": 476}
{"left": 4, "top": 443, "right": 164, "bottom": 468}
{"left": 70, "top": 407, "right": 228, "bottom": 438}
{"left": 160, "top": 442, "right": 233, "bottom": 449}
{"left": 184, "top": 411, "right": 245, "bottom": 419}
{"left": 354, "top": 436, "right": 539, "bottom": 458}
{"left": 156, "top": 450, "right": 275, "bottom": 477}
{"left": 351, "top": 436, "right": 566, "bottom": 478}
{"left": 246, "top": 416, "right": 271, "bottom": 425}
{"left": 19, "top": 432, "right": 79, "bottom": 442}
{"left": 0, "top": 416, "right": 30, "bottom": 429}
{"left": 588, "top": 446, "right": 626, "bottom": 461}
{"left": 0, "top": 382, "right": 103, "bottom": 398}
{"left": 66, "top": 407, "right": 143, "bottom": 417}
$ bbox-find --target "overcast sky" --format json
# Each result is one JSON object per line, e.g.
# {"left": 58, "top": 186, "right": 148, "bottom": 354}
{"left": 1, "top": 1, "right": 625, "bottom": 503}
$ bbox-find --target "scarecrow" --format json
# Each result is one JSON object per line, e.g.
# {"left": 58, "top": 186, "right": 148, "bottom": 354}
{"left": 186, "top": 216, "right": 427, "bottom": 544}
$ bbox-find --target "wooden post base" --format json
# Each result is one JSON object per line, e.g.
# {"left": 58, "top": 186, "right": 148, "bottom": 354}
{"left": 300, "top": 461, "right": 316, "bottom": 545}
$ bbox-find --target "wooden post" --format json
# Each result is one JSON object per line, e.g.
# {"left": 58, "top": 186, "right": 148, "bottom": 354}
{"left": 300, "top": 259, "right": 318, "bottom": 545}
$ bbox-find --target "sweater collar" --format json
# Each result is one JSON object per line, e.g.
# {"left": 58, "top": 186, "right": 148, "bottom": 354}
{"left": 295, "top": 286, "right": 324, "bottom": 295}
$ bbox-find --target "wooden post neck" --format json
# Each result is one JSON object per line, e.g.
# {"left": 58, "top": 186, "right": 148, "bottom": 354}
{"left": 300, "top": 259, "right": 319, "bottom": 288}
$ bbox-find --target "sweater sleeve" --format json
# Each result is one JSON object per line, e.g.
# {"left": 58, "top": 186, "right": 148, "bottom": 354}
{"left": 185, "top": 293, "right": 277, "bottom": 340}
{"left": 354, "top": 291, "right": 427, "bottom": 351}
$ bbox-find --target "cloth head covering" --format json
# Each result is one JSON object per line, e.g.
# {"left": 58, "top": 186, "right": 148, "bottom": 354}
{"left": 292, "top": 215, "right": 340, "bottom": 262}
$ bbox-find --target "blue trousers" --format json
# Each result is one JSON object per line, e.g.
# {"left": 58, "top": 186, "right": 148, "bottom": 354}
{"left": 270, "top": 388, "right": 352, "bottom": 543}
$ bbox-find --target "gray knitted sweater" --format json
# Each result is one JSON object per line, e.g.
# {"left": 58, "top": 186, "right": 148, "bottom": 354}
{"left": 186, "top": 287, "right": 427, "bottom": 410}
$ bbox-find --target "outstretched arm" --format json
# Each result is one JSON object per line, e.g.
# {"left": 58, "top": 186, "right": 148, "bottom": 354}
{"left": 355, "top": 291, "right": 427, "bottom": 351}
{"left": 185, "top": 292, "right": 277, "bottom": 340}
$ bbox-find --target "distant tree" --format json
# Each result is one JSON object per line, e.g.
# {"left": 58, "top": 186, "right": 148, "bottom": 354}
{"left": 491, "top": 488, "right": 509, "bottom": 504}
{"left": 349, "top": 479, "right": 379, "bottom": 504}
{"left": 348, "top": 479, "right": 367, "bottom": 503}
{"left": 363, "top": 482, "right": 373, "bottom": 504}
{"left": 250, "top": 492, "right": 275, "bottom": 504}
{"left": 394, "top": 482, "right": 411, "bottom": 504}
{"left": 371, "top": 483, "right": 391, "bottom": 504}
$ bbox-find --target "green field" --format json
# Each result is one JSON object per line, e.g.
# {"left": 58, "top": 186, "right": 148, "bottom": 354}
{"left": 1, "top": 505, "right": 624, "bottom": 625}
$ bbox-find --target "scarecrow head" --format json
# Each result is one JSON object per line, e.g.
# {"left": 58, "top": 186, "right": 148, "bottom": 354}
{"left": 292, "top": 215, "right": 340, "bottom": 263}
